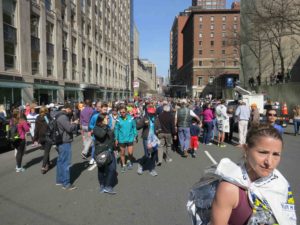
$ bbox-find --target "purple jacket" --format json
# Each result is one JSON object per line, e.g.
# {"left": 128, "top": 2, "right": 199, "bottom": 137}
{"left": 201, "top": 109, "right": 214, "bottom": 122}
{"left": 80, "top": 107, "right": 94, "bottom": 126}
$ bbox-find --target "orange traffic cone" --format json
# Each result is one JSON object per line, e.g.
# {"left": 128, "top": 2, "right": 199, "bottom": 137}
{"left": 281, "top": 102, "right": 288, "bottom": 115}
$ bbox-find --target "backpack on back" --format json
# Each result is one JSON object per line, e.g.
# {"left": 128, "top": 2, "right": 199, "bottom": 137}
{"left": 46, "top": 113, "right": 64, "bottom": 145}
{"left": 187, "top": 170, "right": 221, "bottom": 225}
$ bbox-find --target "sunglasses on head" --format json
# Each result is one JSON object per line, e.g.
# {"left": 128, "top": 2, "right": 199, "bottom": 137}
{"left": 268, "top": 113, "right": 277, "bottom": 116}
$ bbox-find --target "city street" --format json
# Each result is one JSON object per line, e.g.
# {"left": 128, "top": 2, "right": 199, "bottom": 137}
{"left": 0, "top": 127, "right": 299, "bottom": 225}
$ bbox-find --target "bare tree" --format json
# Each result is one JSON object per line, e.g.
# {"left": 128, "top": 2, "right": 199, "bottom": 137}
{"left": 246, "top": 0, "right": 300, "bottom": 77}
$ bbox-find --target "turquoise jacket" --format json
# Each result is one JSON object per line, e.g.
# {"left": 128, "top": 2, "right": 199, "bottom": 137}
{"left": 114, "top": 114, "right": 137, "bottom": 143}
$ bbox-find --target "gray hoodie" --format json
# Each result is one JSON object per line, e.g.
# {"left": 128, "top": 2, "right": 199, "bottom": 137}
{"left": 56, "top": 112, "right": 77, "bottom": 143}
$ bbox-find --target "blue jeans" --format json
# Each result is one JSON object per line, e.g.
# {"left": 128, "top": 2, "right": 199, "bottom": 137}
{"left": 56, "top": 143, "right": 72, "bottom": 187}
{"left": 294, "top": 119, "right": 300, "bottom": 134}
{"left": 203, "top": 121, "right": 213, "bottom": 144}
{"left": 178, "top": 127, "right": 191, "bottom": 152}
{"left": 97, "top": 151, "right": 117, "bottom": 188}
{"left": 211, "top": 118, "right": 218, "bottom": 140}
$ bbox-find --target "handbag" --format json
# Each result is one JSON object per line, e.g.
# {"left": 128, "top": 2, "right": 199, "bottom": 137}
{"left": 94, "top": 145, "right": 112, "bottom": 167}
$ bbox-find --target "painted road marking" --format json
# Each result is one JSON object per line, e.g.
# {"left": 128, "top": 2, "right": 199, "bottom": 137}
{"left": 204, "top": 151, "right": 218, "bottom": 165}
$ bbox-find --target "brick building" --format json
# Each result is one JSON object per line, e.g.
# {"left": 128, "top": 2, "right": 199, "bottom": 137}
{"left": 170, "top": 3, "right": 240, "bottom": 98}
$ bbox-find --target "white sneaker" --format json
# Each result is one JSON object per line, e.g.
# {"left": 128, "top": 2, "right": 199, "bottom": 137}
{"left": 16, "top": 167, "right": 25, "bottom": 173}
{"left": 137, "top": 164, "right": 143, "bottom": 175}
{"left": 89, "top": 158, "right": 95, "bottom": 165}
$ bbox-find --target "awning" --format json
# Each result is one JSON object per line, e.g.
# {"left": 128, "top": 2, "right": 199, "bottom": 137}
{"left": 64, "top": 87, "right": 84, "bottom": 91}
{"left": 0, "top": 81, "right": 32, "bottom": 88}
{"left": 34, "top": 84, "right": 62, "bottom": 90}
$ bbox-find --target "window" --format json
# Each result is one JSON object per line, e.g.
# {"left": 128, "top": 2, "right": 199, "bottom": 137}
{"left": 199, "top": 61, "right": 202, "bottom": 66}
{"left": 32, "top": 51, "right": 39, "bottom": 74}
{"left": 72, "top": 37, "right": 76, "bottom": 52}
{"left": 234, "top": 16, "right": 238, "bottom": 21}
{"left": 210, "top": 16, "right": 214, "bottom": 22}
{"left": 45, "top": 0, "right": 52, "bottom": 11}
{"left": 210, "top": 50, "right": 214, "bottom": 55}
{"left": 199, "top": 24, "right": 202, "bottom": 29}
{"left": 222, "top": 24, "right": 226, "bottom": 30}
{"left": 47, "top": 59, "right": 53, "bottom": 76}
{"left": 222, "top": 40, "right": 226, "bottom": 46}
{"left": 63, "top": 32, "right": 68, "bottom": 49}
{"left": 210, "top": 25, "right": 214, "bottom": 30}
{"left": 222, "top": 16, "right": 226, "bottom": 21}
{"left": 233, "top": 24, "right": 237, "bottom": 30}
{"left": 31, "top": 14, "right": 39, "bottom": 37}
{"left": 210, "top": 32, "right": 214, "bottom": 38}
{"left": 199, "top": 33, "right": 202, "bottom": 38}
{"left": 221, "top": 60, "right": 226, "bottom": 67}
{"left": 3, "top": 0, "right": 16, "bottom": 26}
{"left": 222, "top": 49, "right": 226, "bottom": 54}
{"left": 210, "top": 40, "right": 214, "bottom": 46}
{"left": 234, "top": 61, "right": 238, "bottom": 66}
{"left": 222, "top": 32, "right": 226, "bottom": 38}
{"left": 199, "top": 50, "right": 202, "bottom": 55}
{"left": 46, "top": 22, "right": 53, "bottom": 43}
{"left": 199, "top": 41, "right": 202, "bottom": 46}
{"left": 3, "top": 0, "right": 17, "bottom": 70}
{"left": 199, "top": 16, "right": 202, "bottom": 22}
{"left": 197, "top": 77, "right": 203, "bottom": 86}
{"left": 209, "top": 77, "right": 214, "bottom": 84}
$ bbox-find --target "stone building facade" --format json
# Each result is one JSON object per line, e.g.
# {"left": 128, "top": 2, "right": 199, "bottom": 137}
{"left": 0, "top": 0, "right": 132, "bottom": 107}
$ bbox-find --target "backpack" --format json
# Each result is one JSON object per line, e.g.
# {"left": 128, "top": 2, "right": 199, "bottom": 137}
{"left": 187, "top": 171, "right": 221, "bottom": 225}
{"left": 46, "top": 113, "right": 64, "bottom": 145}
{"left": 8, "top": 121, "right": 20, "bottom": 140}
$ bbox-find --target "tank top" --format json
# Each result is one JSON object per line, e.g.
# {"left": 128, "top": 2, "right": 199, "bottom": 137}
{"left": 228, "top": 187, "right": 252, "bottom": 225}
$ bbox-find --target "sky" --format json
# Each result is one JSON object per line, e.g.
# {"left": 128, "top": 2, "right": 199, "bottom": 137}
{"left": 134, "top": 0, "right": 236, "bottom": 77}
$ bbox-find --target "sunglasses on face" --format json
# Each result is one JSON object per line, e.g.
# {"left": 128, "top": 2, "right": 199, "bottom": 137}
{"left": 268, "top": 113, "right": 277, "bottom": 116}
{"left": 120, "top": 111, "right": 126, "bottom": 114}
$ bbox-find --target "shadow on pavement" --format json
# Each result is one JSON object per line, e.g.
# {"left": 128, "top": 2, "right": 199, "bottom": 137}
{"left": 70, "top": 161, "right": 90, "bottom": 184}
{"left": 23, "top": 156, "right": 43, "bottom": 169}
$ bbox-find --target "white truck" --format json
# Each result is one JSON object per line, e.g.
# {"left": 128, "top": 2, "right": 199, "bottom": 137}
{"left": 234, "top": 86, "right": 264, "bottom": 114}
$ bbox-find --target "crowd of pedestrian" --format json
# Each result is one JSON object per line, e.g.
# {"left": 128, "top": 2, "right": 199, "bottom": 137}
{"left": 0, "top": 97, "right": 298, "bottom": 191}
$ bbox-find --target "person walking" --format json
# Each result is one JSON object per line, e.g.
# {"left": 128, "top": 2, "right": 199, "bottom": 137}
{"left": 292, "top": 105, "right": 300, "bottom": 136}
{"left": 114, "top": 105, "right": 137, "bottom": 172}
{"left": 215, "top": 100, "right": 229, "bottom": 148}
{"left": 56, "top": 103, "right": 79, "bottom": 190}
{"left": 211, "top": 124, "right": 296, "bottom": 225}
{"left": 201, "top": 103, "right": 214, "bottom": 145}
{"left": 235, "top": 101, "right": 251, "bottom": 146}
{"left": 80, "top": 99, "right": 94, "bottom": 159}
{"left": 190, "top": 118, "right": 201, "bottom": 158}
{"left": 27, "top": 104, "right": 39, "bottom": 146}
{"left": 250, "top": 103, "right": 260, "bottom": 127}
{"left": 136, "top": 106, "right": 160, "bottom": 176}
{"left": 34, "top": 106, "right": 53, "bottom": 174}
{"left": 175, "top": 100, "right": 200, "bottom": 157}
{"left": 13, "top": 110, "right": 30, "bottom": 172}
{"left": 93, "top": 113, "right": 117, "bottom": 194}
{"left": 156, "top": 104, "right": 176, "bottom": 165}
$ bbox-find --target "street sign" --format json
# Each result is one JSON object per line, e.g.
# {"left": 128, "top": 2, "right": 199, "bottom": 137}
{"left": 133, "top": 81, "right": 139, "bottom": 88}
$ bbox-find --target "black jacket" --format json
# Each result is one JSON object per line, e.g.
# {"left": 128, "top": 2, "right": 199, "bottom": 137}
{"left": 158, "top": 111, "right": 176, "bottom": 135}
{"left": 93, "top": 124, "right": 114, "bottom": 152}
{"left": 136, "top": 116, "right": 161, "bottom": 139}
{"left": 34, "top": 114, "right": 50, "bottom": 144}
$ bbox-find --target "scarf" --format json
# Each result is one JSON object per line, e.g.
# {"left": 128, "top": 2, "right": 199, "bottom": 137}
{"left": 215, "top": 158, "right": 297, "bottom": 225}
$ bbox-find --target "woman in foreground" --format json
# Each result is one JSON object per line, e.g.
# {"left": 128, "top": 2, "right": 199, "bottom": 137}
{"left": 211, "top": 124, "right": 296, "bottom": 225}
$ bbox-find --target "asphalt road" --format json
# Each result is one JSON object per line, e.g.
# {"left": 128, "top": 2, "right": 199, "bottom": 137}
{"left": 0, "top": 127, "right": 299, "bottom": 225}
